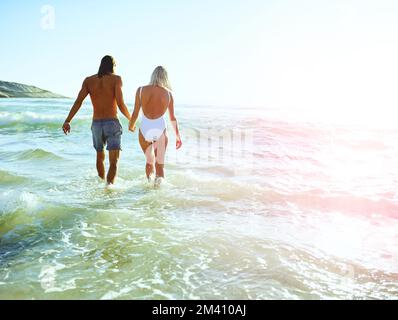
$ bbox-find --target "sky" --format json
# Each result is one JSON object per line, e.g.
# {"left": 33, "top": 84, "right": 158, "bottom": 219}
{"left": 1, "top": 0, "right": 398, "bottom": 112}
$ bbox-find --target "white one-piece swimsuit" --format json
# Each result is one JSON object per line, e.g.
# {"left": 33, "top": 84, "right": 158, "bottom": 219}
{"left": 139, "top": 87, "right": 170, "bottom": 143}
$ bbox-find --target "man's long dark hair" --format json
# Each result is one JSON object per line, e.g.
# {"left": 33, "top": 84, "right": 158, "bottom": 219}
{"left": 98, "top": 55, "right": 115, "bottom": 78}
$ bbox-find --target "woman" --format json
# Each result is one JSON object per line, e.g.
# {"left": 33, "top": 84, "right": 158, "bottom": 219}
{"left": 129, "top": 66, "right": 182, "bottom": 186}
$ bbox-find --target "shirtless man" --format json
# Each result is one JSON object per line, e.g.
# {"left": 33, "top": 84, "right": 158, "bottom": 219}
{"left": 62, "top": 55, "right": 131, "bottom": 184}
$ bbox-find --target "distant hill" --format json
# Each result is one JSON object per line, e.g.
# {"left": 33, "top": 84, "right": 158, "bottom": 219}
{"left": 0, "top": 80, "right": 67, "bottom": 98}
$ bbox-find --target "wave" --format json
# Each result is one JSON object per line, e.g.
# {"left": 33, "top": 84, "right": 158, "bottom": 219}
{"left": 0, "top": 170, "right": 28, "bottom": 185}
{"left": 0, "top": 190, "right": 41, "bottom": 227}
{"left": 0, "top": 111, "right": 91, "bottom": 128}
{"left": 19, "top": 149, "right": 63, "bottom": 161}
{"left": 0, "top": 148, "right": 64, "bottom": 161}
{"left": 0, "top": 188, "right": 87, "bottom": 236}
{"left": 0, "top": 111, "right": 63, "bottom": 124}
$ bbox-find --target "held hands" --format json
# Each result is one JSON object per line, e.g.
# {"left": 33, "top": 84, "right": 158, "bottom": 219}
{"left": 128, "top": 120, "right": 136, "bottom": 132}
{"left": 62, "top": 121, "right": 71, "bottom": 135}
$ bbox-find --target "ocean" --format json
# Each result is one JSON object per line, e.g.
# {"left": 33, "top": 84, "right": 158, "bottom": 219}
{"left": 0, "top": 98, "right": 397, "bottom": 299}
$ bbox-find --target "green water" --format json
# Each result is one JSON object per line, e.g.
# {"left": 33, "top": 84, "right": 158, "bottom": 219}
{"left": 0, "top": 99, "right": 397, "bottom": 299}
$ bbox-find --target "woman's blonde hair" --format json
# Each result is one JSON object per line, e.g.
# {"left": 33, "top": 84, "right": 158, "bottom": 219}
{"left": 149, "top": 66, "right": 172, "bottom": 90}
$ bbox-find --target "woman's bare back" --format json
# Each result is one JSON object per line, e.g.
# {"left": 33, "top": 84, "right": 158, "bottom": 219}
{"left": 140, "top": 85, "right": 170, "bottom": 119}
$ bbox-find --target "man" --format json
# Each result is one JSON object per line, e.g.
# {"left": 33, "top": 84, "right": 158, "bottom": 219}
{"left": 62, "top": 55, "right": 131, "bottom": 184}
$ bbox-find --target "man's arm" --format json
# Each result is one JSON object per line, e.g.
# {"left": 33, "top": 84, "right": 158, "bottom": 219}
{"left": 115, "top": 76, "right": 131, "bottom": 120}
{"left": 63, "top": 79, "right": 89, "bottom": 135}
{"left": 168, "top": 93, "right": 182, "bottom": 150}
{"left": 128, "top": 88, "right": 141, "bottom": 132}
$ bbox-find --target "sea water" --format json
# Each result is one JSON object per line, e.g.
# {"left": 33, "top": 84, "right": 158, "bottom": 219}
{"left": 0, "top": 99, "right": 397, "bottom": 299}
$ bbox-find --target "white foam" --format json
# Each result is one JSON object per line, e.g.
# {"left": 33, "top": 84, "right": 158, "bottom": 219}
{"left": 0, "top": 111, "right": 91, "bottom": 125}
{"left": 154, "top": 177, "right": 164, "bottom": 189}
{"left": 0, "top": 111, "right": 61, "bottom": 125}
{"left": 100, "top": 291, "right": 120, "bottom": 300}
{"left": 0, "top": 190, "right": 41, "bottom": 217}
{"left": 39, "top": 263, "right": 73, "bottom": 293}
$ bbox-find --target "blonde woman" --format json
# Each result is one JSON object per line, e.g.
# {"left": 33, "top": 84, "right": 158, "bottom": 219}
{"left": 129, "top": 66, "right": 182, "bottom": 186}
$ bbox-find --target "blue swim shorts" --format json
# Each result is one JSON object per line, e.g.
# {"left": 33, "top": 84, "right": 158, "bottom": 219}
{"left": 91, "top": 119, "right": 123, "bottom": 152}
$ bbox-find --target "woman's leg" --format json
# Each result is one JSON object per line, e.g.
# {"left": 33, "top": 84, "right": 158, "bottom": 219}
{"left": 139, "top": 130, "right": 155, "bottom": 179}
{"left": 153, "top": 131, "right": 168, "bottom": 178}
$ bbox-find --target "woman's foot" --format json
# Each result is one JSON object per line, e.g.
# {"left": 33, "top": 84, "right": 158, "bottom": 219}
{"left": 147, "top": 173, "right": 154, "bottom": 183}
{"left": 146, "top": 163, "right": 154, "bottom": 181}
{"left": 154, "top": 176, "right": 164, "bottom": 188}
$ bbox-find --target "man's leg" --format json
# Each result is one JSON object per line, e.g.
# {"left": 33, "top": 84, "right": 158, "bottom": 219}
{"left": 96, "top": 151, "right": 106, "bottom": 179}
{"left": 92, "top": 121, "right": 106, "bottom": 180}
{"left": 103, "top": 119, "right": 123, "bottom": 185}
{"left": 107, "top": 150, "right": 120, "bottom": 184}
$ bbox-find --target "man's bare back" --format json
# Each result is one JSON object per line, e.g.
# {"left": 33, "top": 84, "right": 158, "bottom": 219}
{"left": 63, "top": 74, "right": 130, "bottom": 125}
{"left": 85, "top": 74, "right": 129, "bottom": 120}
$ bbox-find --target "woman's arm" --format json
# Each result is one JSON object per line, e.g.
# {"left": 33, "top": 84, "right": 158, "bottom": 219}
{"left": 128, "top": 88, "right": 141, "bottom": 132}
{"left": 63, "top": 78, "right": 89, "bottom": 135}
{"left": 168, "top": 93, "right": 182, "bottom": 150}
